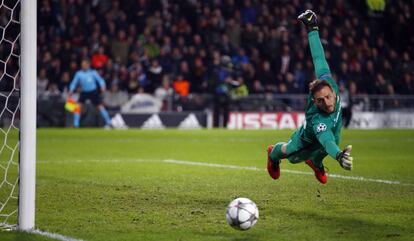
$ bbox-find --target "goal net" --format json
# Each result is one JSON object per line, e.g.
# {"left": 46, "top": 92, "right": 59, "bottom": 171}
{"left": 0, "top": 0, "right": 36, "bottom": 231}
{"left": 0, "top": 0, "right": 21, "bottom": 229}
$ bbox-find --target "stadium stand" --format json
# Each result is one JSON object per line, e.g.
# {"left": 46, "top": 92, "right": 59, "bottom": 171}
{"left": 35, "top": 0, "right": 414, "bottom": 125}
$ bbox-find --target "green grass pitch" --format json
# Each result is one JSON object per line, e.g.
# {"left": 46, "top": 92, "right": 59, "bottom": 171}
{"left": 1, "top": 128, "right": 414, "bottom": 241}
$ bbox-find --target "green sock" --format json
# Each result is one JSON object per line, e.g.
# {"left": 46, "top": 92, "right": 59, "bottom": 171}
{"left": 270, "top": 142, "right": 287, "bottom": 161}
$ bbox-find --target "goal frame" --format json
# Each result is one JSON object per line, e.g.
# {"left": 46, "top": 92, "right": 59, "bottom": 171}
{"left": 18, "top": 0, "right": 36, "bottom": 231}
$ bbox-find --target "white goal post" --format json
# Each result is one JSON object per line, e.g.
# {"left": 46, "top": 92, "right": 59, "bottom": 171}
{"left": 18, "top": 0, "right": 36, "bottom": 231}
{"left": 0, "top": 0, "right": 37, "bottom": 231}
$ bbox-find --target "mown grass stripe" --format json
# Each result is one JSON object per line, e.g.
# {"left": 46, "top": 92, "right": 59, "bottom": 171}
{"left": 37, "top": 158, "right": 414, "bottom": 186}
{"left": 162, "top": 159, "right": 414, "bottom": 186}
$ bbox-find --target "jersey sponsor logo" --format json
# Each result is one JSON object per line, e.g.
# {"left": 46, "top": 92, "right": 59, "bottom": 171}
{"left": 316, "top": 123, "right": 327, "bottom": 133}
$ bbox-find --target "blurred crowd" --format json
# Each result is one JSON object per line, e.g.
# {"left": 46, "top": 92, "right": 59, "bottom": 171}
{"left": 37, "top": 0, "right": 414, "bottom": 110}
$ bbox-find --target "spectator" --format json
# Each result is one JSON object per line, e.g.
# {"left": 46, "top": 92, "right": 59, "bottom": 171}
{"left": 143, "top": 35, "right": 161, "bottom": 58}
{"left": 250, "top": 79, "right": 265, "bottom": 94}
{"left": 340, "top": 82, "right": 353, "bottom": 128}
{"left": 111, "top": 30, "right": 129, "bottom": 65}
{"left": 103, "top": 82, "right": 129, "bottom": 111}
{"left": 212, "top": 56, "right": 233, "bottom": 127}
{"left": 146, "top": 58, "right": 164, "bottom": 93}
{"left": 285, "top": 72, "right": 300, "bottom": 93}
{"left": 241, "top": 0, "right": 258, "bottom": 24}
{"left": 360, "top": 60, "right": 376, "bottom": 94}
{"left": 34, "top": 0, "right": 414, "bottom": 116}
{"left": 231, "top": 48, "right": 250, "bottom": 68}
{"left": 125, "top": 71, "right": 140, "bottom": 94}
{"left": 45, "top": 83, "right": 62, "bottom": 97}
{"left": 278, "top": 44, "right": 292, "bottom": 75}
{"left": 58, "top": 71, "right": 71, "bottom": 94}
{"left": 155, "top": 75, "right": 174, "bottom": 111}
{"left": 241, "top": 22, "right": 258, "bottom": 49}
{"left": 190, "top": 57, "right": 208, "bottom": 94}
{"left": 257, "top": 60, "right": 277, "bottom": 93}
{"left": 91, "top": 46, "right": 109, "bottom": 69}
{"left": 230, "top": 76, "right": 249, "bottom": 99}
{"left": 218, "top": 34, "right": 234, "bottom": 56}
{"left": 37, "top": 68, "right": 49, "bottom": 97}
{"left": 400, "top": 73, "right": 414, "bottom": 95}
{"left": 172, "top": 74, "right": 190, "bottom": 98}
{"left": 373, "top": 73, "right": 393, "bottom": 95}
{"left": 293, "top": 62, "right": 306, "bottom": 93}
{"left": 177, "top": 60, "right": 192, "bottom": 85}
{"left": 241, "top": 63, "right": 256, "bottom": 91}
{"left": 225, "top": 18, "right": 241, "bottom": 48}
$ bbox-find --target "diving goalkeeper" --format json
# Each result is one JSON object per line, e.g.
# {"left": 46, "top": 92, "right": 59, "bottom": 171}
{"left": 266, "top": 10, "right": 353, "bottom": 184}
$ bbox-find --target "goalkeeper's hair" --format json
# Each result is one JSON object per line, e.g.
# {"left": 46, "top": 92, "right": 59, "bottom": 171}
{"left": 309, "top": 79, "right": 333, "bottom": 98}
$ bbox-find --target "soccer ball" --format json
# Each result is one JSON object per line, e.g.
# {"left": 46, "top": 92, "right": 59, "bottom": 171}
{"left": 226, "top": 197, "right": 259, "bottom": 230}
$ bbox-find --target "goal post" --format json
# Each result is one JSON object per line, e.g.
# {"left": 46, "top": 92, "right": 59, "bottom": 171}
{"left": 18, "top": 0, "right": 36, "bottom": 231}
{"left": 0, "top": 0, "right": 37, "bottom": 231}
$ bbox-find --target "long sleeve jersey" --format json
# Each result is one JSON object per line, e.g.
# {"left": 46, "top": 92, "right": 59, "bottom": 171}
{"left": 298, "top": 30, "right": 343, "bottom": 160}
{"left": 69, "top": 69, "right": 106, "bottom": 93}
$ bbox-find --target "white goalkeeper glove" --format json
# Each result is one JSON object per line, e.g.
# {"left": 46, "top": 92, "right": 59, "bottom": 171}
{"left": 336, "top": 145, "right": 353, "bottom": 170}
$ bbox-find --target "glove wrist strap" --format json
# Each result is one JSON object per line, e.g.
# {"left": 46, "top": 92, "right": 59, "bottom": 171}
{"left": 307, "top": 26, "right": 319, "bottom": 32}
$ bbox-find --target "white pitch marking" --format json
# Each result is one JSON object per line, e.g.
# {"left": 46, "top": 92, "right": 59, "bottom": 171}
{"left": 162, "top": 159, "right": 414, "bottom": 186}
{"left": 29, "top": 229, "right": 85, "bottom": 241}
{"left": 37, "top": 158, "right": 414, "bottom": 186}
{"left": 36, "top": 158, "right": 155, "bottom": 164}
{"left": 0, "top": 224, "right": 85, "bottom": 241}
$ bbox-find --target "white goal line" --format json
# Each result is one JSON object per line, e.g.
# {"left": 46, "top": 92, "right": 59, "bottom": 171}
{"left": 162, "top": 159, "right": 414, "bottom": 187}
{"left": 30, "top": 229, "right": 85, "bottom": 241}
{"left": 0, "top": 225, "right": 85, "bottom": 241}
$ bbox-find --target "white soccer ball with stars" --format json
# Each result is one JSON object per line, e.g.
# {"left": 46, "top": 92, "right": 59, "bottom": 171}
{"left": 226, "top": 197, "right": 259, "bottom": 230}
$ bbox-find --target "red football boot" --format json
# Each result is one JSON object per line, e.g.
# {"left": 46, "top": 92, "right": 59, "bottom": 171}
{"left": 305, "top": 160, "right": 327, "bottom": 184}
{"left": 267, "top": 145, "right": 280, "bottom": 179}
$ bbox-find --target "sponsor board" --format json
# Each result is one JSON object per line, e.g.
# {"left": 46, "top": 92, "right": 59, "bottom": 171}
{"left": 227, "top": 112, "right": 305, "bottom": 129}
{"left": 109, "top": 111, "right": 414, "bottom": 129}
{"left": 227, "top": 111, "right": 414, "bottom": 129}
{"left": 111, "top": 112, "right": 208, "bottom": 129}
{"left": 349, "top": 112, "right": 414, "bottom": 129}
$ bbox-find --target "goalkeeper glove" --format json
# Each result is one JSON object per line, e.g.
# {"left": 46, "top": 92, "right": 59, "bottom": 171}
{"left": 336, "top": 145, "right": 353, "bottom": 170}
{"left": 297, "top": 9, "right": 319, "bottom": 32}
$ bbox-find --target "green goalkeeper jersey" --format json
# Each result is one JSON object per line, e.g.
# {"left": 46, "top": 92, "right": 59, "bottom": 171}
{"left": 297, "top": 31, "right": 343, "bottom": 160}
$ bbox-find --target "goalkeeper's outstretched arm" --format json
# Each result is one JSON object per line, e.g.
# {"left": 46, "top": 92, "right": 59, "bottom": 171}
{"left": 298, "top": 10, "right": 338, "bottom": 92}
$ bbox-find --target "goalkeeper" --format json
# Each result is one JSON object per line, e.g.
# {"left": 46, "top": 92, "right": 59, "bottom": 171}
{"left": 266, "top": 10, "right": 353, "bottom": 184}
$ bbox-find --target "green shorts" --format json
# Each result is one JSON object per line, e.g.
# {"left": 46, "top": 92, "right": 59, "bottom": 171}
{"left": 284, "top": 129, "right": 327, "bottom": 168}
